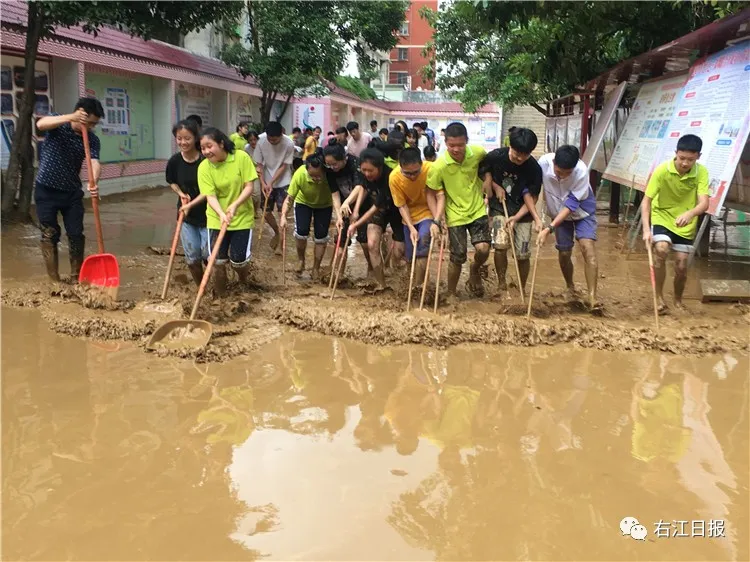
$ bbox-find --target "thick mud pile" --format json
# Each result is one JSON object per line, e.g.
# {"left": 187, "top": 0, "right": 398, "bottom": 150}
{"left": 3, "top": 249, "right": 748, "bottom": 362}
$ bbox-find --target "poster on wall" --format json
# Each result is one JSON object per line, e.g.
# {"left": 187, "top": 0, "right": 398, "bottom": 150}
{"left": 649, "top": 42, "right": 750, "bottom": 215}
{"left": 603, "top": 74, "right": 686, "bottom": 189}
{"left": 582, "top": 81, "right": 626, "bottom": 168}
{"left": 86, "top": 72, "right": 154, "bottom": 163}
{"left": 294, "top": 103, "right": 324, "bottom": 131}
{"left": 567, "top": 115, "right": 582, "bottom": 152}
{"left": 175, "top": 83, "right": 212, "bottom": 127}
{"left": 467, "top": 117, "right": 483, "bottom": 140}
{"left": 555, "top": 117, "right": 568, "bottom": 150}
{"left": 230, "top": 93, "right": 255, "bottom": 127}
{"left": 484, "top": 121, "right": 498, "bottom": 143}
{"left": 545, "top": 118, "right": 556, "bottom": 152}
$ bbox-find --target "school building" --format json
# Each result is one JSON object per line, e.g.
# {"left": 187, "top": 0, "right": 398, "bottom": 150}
{"left": 0, "top": 2, "right": 504, "bottom": 197}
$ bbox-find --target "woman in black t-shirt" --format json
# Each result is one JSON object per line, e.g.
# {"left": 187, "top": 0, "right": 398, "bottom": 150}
{"left": 323, "top": 143, "right": 371, "bottom": 276}
{"left": 165, "top": 119, "right": 208, "bottom": 287}
{"left": 348, "top": 148, "right": 404, "bottom": 289}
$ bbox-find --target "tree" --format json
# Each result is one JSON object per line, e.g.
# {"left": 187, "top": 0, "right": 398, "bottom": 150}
{"left": 219, "top": 0, "right": 407, "bottom": 127}
{"left": 1, "top": 0, "right": 243, "bottom": 220}
{"left": 421, "top": 0, "right": 749, "bottom": 114}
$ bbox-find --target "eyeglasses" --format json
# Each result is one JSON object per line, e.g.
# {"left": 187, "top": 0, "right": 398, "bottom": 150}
{"left": 401, "top": 169, "right": 421, "bottom": 178}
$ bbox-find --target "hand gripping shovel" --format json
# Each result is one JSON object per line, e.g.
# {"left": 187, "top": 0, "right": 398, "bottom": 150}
{"left": 78, "top": 127, "right": 120, "bottom": 299}
{"left": 146, "top": 223, "right": 227, "bottom": 350}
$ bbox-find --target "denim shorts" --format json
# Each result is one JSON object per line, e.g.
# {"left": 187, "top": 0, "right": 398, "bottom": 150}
{"left": 294, "top": 202, "right": 333, "bottom": 243}
{"left": 180, "top": 222, "right": 209, "bottom": 265}
{"left": 262, "top": 186, "right": 289, "bottom": 213}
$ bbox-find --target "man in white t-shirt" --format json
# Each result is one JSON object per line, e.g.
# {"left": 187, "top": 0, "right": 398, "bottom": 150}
{"left": 255, "top": 121, "right": 295, "bottom": 251}
{"left": 345, "top": 121, "right": 372, "bottom": 158}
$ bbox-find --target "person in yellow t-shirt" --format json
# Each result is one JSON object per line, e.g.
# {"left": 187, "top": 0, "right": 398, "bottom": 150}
{"left": 302, "top": 126, "right": 321, "bottom": 161}
{"left": 229, "top": 121, "right": 249, "bottom": 151}
{"left": 426, "top": 122, "right": 490, "bottom": 300}
{"left": 192, "top": 127, "right": 258, "bottom": 296}
{"left": 389, "top": 147, "right": 441, "bottom": 286}
{"left": 641, "top": 134, "right": 709, "bottom": 312}
{"left": 280, "top": 151, "right": 333, "bottom": 281}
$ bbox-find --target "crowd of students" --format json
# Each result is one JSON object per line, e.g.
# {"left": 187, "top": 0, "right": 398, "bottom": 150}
{"left": 35, "top": 97, "right": 711, "bottom": 315}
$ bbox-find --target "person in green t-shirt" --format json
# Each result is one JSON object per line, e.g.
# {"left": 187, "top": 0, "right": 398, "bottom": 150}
{"left": 195, "top": 127, "right": 258, "bottom": 296}
{"left": 426, "top": 122, "right": 491, "bottom": 300}
{"left": 641, "top": 134, "right": 709, "bottom": 312}
{"left": 230, "top": 121, "right": 249, "bottom": 152}
{"left": 280, "top": 151, "right": 334, "bottom": 281}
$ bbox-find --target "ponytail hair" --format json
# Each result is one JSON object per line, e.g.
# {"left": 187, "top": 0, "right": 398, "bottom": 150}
{"left": 305, "top": 148, "right": 325, "bottom": 169}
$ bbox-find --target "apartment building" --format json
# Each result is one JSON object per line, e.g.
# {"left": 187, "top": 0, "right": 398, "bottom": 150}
{"left": 388, "top": 0, "right": 437, "bottom": 90}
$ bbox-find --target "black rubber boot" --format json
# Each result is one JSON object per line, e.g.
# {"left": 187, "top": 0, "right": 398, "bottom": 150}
{"left": 40, "top": 240, "right": 60, "bottom": 282}
{"left": 188, "top": 262, "right": 204, "bottom": 287}
{"left": 68, "top": 236, "right": 85, "bottom": 283}
{"left": 213, "top": 264, "right": 228, "bottom": 297}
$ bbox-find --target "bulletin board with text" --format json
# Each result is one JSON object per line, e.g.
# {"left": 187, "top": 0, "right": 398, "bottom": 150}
{"left": 85, "top": 72, "right": 155, "bottom": 163}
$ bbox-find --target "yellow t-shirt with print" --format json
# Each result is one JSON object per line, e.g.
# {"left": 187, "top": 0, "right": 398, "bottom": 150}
{"left": 426, "top": 144, "right": 487, "bottom": 227}
{"left": 389, "top": 161, "right": 433, "bottom": 223}
{"left": 303, "top": 136, "right": 318, "bottom": 161}
{"left": 198, "top": 150, "right": 258, "bottom": 231}
{"left": 646, "top": 159, "right": 709, "bottom": 239}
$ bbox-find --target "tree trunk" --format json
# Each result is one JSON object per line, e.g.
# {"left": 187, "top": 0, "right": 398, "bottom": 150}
{"left": 1, "top": 3, "right": 44, "bottom": 217}
{"left": 276, "top": 93, "right": 293, "bottom": 122}
{"left": 18, "top": 141, "right": 36, "bottom": 218}
{"left": 259, "top": 90, "right": 277, "bottom": 127}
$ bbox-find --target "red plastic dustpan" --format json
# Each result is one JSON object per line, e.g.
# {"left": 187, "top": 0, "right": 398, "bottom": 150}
{"left": 78, "top": 127, "right": 120, "bottom": 299}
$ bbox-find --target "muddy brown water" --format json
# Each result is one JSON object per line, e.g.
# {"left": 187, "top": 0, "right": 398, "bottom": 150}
{"left": 2, "top": 189, "right": 749, "bottom": 560}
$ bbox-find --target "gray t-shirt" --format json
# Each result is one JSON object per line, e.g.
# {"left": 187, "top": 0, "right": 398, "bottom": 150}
{"left": 254, "top": 135, "right": 295, "bottom": 187}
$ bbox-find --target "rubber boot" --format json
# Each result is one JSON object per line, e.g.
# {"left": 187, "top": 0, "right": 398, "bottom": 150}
{"left": 68, "top": 236, "right": 85, "bottom": 283}
{"left": 40, "top": 240, "right": 60, "bottom": 282}
{"left": 213, "top": 264, "right": 228, "bottom": 297}
{"left": 235, "top": 263, "right": 250, "bottom": 284}
{"left": 187, "top": 262, "right": 204, "bottom": 287}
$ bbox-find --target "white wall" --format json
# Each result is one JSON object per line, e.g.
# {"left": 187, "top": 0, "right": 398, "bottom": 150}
{"left": 211, "top": 89, "right": 228, "bottom": 133}
{"left": 51, "top": 58, "right": 78, "bottom": 113}
{"left": 152, "top": 78, "right": 173, "bottom": 160}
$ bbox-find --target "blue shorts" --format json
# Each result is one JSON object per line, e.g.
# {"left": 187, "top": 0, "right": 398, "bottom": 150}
{"left": 555, "top": 214, "right": 597, "bottom": 252}
{"left": 209, "top": 228, "right": 253, "bottom": 267}
{"left": 180, "top": 222, "right": 209, "bottom": 265}
{"left": 403, "top": 218, "right": 433, "bottom": 260}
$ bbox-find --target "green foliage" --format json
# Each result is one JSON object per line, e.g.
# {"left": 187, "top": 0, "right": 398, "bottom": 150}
{"left": 334, "top": 76, "right": 378, "bottom": 100}
{"left": 424, "top": 0, "right": 749, "bottom": 112}
{"left": 220, "top": 0, "right": 406, "bottom": 125}
{"left": 33, "top": 0, "right": 243, "bottom": 39}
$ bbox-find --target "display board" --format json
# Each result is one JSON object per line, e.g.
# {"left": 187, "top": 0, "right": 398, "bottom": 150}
{"left": 582, "top": 81, "right": 626, "bottom": 168}
{"left": 649, "top": 42, "right": 750, "bottom": 215}
{"left": 293, "top": 103, "right": 325, "bottom": 130}
{"left": 603, "top": 74, "right": 687, "bottom": 188}
{"left": 175, "top": 82, "right": 213, "bottom": 127}
{"left": 85, "top": 72, "right": 154, "bottom": 163}
{"left": 229, "top": 93, "right": 256, "bottom": 128}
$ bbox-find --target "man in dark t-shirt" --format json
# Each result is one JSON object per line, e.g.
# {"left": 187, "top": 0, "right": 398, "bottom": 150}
{"left": 479, "top": 127, "right": 542, "bottom": 295}
{"left": 35, "top": 97, "right": 104, "bottom": 282}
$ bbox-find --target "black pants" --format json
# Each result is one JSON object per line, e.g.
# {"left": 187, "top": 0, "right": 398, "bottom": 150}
{"left": 35, "top": 184, "right": 84, "bottom": 245}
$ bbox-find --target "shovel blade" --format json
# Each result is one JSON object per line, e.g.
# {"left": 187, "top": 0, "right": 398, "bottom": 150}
{"left": 146, "top": 320, "right": 213, "bottom": 350}
{"left": 80, "top": 253, "right": 120, "bottom": 299}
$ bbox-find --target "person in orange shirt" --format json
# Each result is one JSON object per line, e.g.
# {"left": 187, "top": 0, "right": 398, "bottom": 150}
{"left": 302, "top": 126, "right": 321, "bottom": 161}
{"left": 389, "top": 147, "right": 441, "bottom": 285}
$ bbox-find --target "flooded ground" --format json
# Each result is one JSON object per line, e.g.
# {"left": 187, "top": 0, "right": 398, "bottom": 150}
{"left": 2, "top": 188, "right": 749, "bottom": 560}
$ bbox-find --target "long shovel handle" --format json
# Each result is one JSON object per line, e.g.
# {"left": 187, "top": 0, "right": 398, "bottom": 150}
{"left": 646, "top": 241, "right": 660, "bottom": 331}
{"left": 282, "top": 226, "right": 287, "bottom": 286}
{"left": 527, "top": 242, "right": 541, "bottom": 318}
{"left": 190, "top": 222, "right": 228, "bottom": 320}
{"left": 502, "top": 198, "right": 525, "bottom": 303}
{"left": 81, "top": 127, "right": 104, "bottom": 254}
{"left": 419, "top": 236, "right": 435, "bottom": 310}
{"left": 161, "top": 211, "right": 185, "bottom": 300}
{"left": 330, "top": 232, "right": 351, "bottom": 300}
{"left": 329, "top": 224, "right": 343, "bottom": 289}
{"left": 406, "top": 235, "right": 419, "bottom": 312}
{"left": 258, "top": 189, "right": 271, "bottom": 242}
{"left": 433, "top": 232, "right": 446, "bottom": 313}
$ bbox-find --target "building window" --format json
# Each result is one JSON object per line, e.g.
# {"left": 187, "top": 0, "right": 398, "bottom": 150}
{"left": 391, "top": 72, "right": 409, "bottom": 85}
{"left": 399, "top": 21, "right": 409, "bottom": 36}
{"left": 397, "top": 48, "right": 408, "bottom": 61}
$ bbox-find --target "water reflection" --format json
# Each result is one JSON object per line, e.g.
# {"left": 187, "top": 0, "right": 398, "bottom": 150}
{"left": 2, "top": 307, "right": 748, "bottom": 561}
